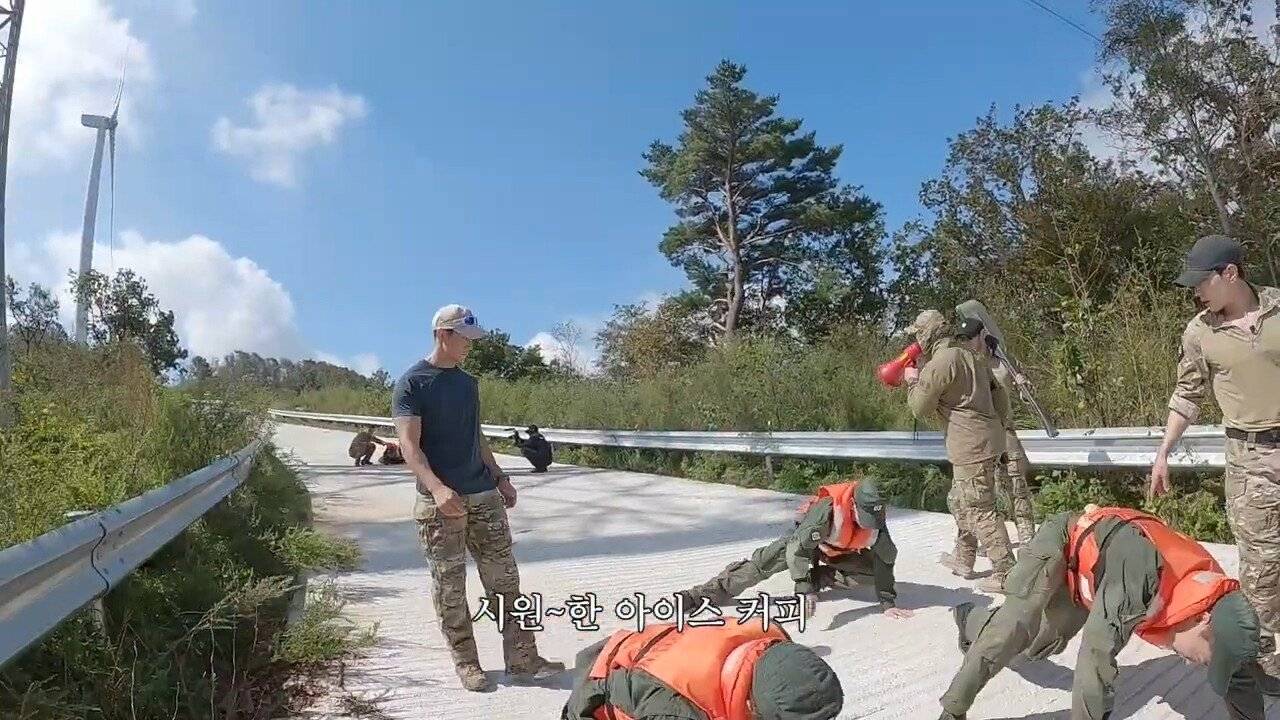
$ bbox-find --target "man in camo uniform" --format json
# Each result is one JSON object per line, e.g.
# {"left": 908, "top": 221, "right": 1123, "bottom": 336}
{"left": 393, "top": 304, "right": 564, "bottom": 692}
{"left": 903, "top": 310, "right": 1014, "bottom": 594}
{"left": 975, "top": 322, "right": 1037, "bottom": 546}
{"left": 1151, "top": 235, "right": 1280, "bottom": 682}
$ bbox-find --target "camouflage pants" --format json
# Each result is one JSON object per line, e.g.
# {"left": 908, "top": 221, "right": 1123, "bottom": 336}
{"left": 1225, "top": 437, "right": 1280, "bottom": 640}
{"left": 415, "top": 489, "right": 540, "bottom": 671}
{"left": 349, "top": 441, "right": 375, "bottom": 461}
{"left": 948, "top": 458, "right": 1015, "bottom": 574}
{"left": 996, "top": 431, "right": 1036, "bottom": 544}
{"left": 940, "top": 512, "right": 1087, "bottom": 716}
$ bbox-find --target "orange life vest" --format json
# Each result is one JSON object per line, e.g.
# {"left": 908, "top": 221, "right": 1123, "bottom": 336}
{"left": 798, "top": 481, "right": 876, "bottom": 559}
{"left": 587, "top": 618, "right": 789, "bottom": 720}
{"left": 1065, "top": 506, "right": 1239, "bottom": 648}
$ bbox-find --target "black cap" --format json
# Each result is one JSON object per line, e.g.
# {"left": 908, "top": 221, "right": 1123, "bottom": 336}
{"left": 1175, "top": 235, "right": 1243, "bottom": 287}
{"left": 1208, "top": 590, "right": 1261, "bottom": 696}
{"left": 751, "top": 643, "right": 843, "bottom": 719}
{"left": 957, "top": 317, "right": 984, "bottom": 341}
{"left": 854, "top": 480, "right": 885, "bottom": 530}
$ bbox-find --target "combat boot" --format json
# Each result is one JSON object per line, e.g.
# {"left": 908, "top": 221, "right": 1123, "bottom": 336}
{"left": 507, "top": 656, "right": 566, "bottom": 682}
{"left": 952, "top": 602, "right": 974, "bottom": 653}
{"left": 976, "top": 572, "right": 1009, "bottom": 594}
{"left": 1017, "top": 524, "right": 1036, "bottom": 547}
{"left": 938, "top": 552, "right": 975, "bottom": 580}
{"left": 1256, "top": 636, "right": 1280, "bottom": 695}
{"left": 456, "top": 663, "right": 494, "bottom": 692}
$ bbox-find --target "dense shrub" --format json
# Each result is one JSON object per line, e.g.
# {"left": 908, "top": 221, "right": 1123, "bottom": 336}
{"left": 0, "top": 343, "right": 368, "bottom": 719}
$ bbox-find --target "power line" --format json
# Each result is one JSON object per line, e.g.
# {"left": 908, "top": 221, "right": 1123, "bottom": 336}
{"left": 1020, "top": 0, "right": 1103, "bottom": 43}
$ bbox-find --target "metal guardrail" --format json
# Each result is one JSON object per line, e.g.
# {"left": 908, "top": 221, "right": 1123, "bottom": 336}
{"left": 0, "top": 438, "right": 265, "bottom": 668}
{"left": 267, "top": 409, "right": 1227, "bottom": 469}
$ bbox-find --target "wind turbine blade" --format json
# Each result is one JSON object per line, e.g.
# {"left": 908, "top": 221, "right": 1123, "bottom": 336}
{"left": 111, "top": 40, "right": 130, "bottom": 119}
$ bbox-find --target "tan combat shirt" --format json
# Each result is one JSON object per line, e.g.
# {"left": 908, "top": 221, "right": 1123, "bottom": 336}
{"left": 990, "top": 362, "right": 1014, "bottom": 430}
{"left": 908, "top": 337, "right": 1008, "bottom": 465}
{"left": 1168, "top": 284, "right": 1280, "bottom": 432}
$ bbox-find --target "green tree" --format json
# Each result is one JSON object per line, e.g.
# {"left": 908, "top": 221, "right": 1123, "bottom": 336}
{"left": 186, "top": 356, "right": 214, "bottom": 382}
{"left": 1093, "top": 0, "right": 1280, "bottom": 284}
{"left": 887, "top": 101, "right": 1191, "bottom": 328}
{"left": 641, "top": 60, "right": 855, "bottom": 338}
{"left": 782, "top": 190, "right": 888, "bottom": 340}
{"left": 72, "top": 269, "right": 188, "bottom": 375}
{"left": 595, "top": 296, "right": 711, "bottom": 380}
{"left": 463, "top": 329, "right": 548, "bottom": 380}
{"left": 5, "top": 278, "right": 66, "bottom": 352}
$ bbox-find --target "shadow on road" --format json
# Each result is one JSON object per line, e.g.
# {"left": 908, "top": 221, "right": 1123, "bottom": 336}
{"left": 984, "top": 653, "right": 1280, "bottom": 718}
{"left": 826, "top": 581, "right": 988, "bottom": 630}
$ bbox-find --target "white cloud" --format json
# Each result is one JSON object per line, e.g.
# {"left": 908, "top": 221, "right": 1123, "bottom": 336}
{"left": 212, "top": 83, "right": 368, "bottom": 188}
{"left": 525, "top": 331, "right": 598, "bottom": 373}
{"left": 10, "top": 229, "right": 390, "bottom": 376}
{"left": 9, "top": 229, "right": 309, "bottom": 361}
{"left": 12, "top": 0, "right": 156, "bottom": 171}
{"left": 315, "top": 351, "right": 382, "bottom": 376}
{"left": 524, "top": 314, "right": 607, "bottom": 375}
{"left": 637, "top": 291, "right": 665, "bottom": 311}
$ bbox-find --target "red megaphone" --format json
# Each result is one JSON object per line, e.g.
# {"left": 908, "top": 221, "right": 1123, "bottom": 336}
{"left": 877, "top": 343, "right": 922, "bottom": 388}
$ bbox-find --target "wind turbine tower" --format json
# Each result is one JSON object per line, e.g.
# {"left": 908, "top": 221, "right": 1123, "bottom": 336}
{"left": 73, "top": 96, "right": 119, "bottom": 344}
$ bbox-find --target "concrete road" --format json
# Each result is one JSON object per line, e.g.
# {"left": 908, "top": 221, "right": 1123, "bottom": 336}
{"left": 274, "top": 422, "right": 1278, "bottom": 719}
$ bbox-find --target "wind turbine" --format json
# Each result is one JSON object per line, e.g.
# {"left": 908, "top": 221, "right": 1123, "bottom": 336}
{"left": 73, "top": 77, "right": 122, "bottom": 345}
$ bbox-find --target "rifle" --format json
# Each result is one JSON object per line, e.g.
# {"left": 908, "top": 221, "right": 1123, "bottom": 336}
{"left": 956, "top": 299, "right": 1060, "bottom": 438}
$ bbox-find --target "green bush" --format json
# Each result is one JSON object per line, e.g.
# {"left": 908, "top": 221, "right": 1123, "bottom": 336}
{"left": 278, "top": 316, "right": 1236, "bottom": 545}
{"left": 0, "top": 342, "right": 373, "bottom": 719}
{"left": 274, "top": 581, "right": 377, "bottom": 666}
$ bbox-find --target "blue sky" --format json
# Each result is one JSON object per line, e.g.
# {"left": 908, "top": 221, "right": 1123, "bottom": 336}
{"left": 6, "top": 0, "right": 1114, "bottom": 377}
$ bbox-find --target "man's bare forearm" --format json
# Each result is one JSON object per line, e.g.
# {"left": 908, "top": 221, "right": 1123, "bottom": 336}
{"left": 395, "top": 417, "right": 447, "bottom": 495}
{"left": 1157, "top": 410, "right": 1191, "bottom": 457}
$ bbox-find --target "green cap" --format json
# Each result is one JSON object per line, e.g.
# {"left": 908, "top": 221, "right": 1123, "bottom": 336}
{"left": 854, "top": 479, "right": 885, "bottom": 530}
{"left": 1207, "top": 590, "right": 1261, "bottom": 696}
{"left": 751, "top": 643, "right": 843, "bottom": 719}
{"left": 1174, "top": 235, "right": 1243, "bottom": 288}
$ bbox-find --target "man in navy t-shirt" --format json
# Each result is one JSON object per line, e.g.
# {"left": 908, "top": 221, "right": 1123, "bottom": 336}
{"left": 392, "top": 303, "right": 564, "bottom": 692}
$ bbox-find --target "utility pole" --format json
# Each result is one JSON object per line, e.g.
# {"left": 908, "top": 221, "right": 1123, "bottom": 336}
{"left": 0, "top": 0, "right": 25, "bottom": 428}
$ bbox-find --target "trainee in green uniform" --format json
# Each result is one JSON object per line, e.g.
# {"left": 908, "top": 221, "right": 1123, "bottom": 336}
{"left": 938, "top": 506, "right": 1265, "bottom": 720}
{"left": 674, "top": 479, "right": 912, "bottom": 620}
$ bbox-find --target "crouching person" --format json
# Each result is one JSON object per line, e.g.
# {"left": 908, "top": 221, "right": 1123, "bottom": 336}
{"left": 561, "top": 617, "right": 842, "bottom": 720}
{"left": 938, "top": 504, "right": 1266, "bottom": 720}
{"left": 675, "top": 479, "right": 913, "bottom": 619}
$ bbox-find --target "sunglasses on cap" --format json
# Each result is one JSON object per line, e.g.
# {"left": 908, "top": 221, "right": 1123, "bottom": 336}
{"left": 440, "top": 313, "right": 479, "bottom": 328}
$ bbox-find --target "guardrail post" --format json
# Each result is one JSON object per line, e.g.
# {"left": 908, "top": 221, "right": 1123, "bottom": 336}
{"left": 65, "top": 510, "right": 108, "bottom": 641}
{"left": 763, "top": 421, "right": 775, "bottom": 485}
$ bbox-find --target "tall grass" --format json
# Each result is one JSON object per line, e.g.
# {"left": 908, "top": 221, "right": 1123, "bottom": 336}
{"left": 0, "top": 342, "right": 372, "bottom": 719}
{"left": 284, "top": 293, "right": 1233, "bottom": 543}
{"left": 481, "top": 329, "right": 914, "bottom": 431}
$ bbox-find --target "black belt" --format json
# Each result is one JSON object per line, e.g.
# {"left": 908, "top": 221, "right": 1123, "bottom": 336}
{"left": 1226, "top": 427, "right": 1280, "bottom": 446}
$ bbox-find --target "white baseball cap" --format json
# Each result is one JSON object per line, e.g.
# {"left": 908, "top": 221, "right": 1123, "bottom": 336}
{"left": 432, "top": 304, "right": 487, "bottom": 340}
